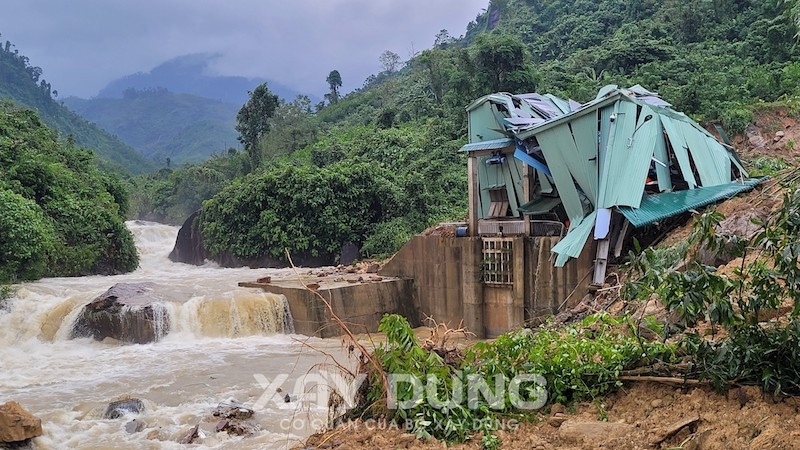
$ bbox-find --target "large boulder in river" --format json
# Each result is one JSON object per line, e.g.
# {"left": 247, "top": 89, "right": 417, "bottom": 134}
{"left": 0, "top": 401, "right": 42, "bottom": 443}
{"left": 168, "top": 211, "right": 209, "bottom": 265}
{"left": 71, "top": 283, "right": 169, "bottom": 344}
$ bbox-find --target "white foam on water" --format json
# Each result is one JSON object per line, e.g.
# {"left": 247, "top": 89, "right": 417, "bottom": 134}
{"left": 0, "top": 221, "right": 351, "bottom": 449}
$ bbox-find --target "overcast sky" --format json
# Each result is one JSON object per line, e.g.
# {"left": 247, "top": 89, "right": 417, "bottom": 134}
{"left": 0, "top": 0, "right": 488, "bottom": 99}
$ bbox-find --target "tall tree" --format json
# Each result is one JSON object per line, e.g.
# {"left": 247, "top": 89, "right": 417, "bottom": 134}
{"left": 325, "top": 70, "right": 343, "bottom": 104}
{"left": 235, "top": 82, "right": 279, "bottom": 168}
{"left": 379, "top": 51, "right": 401, "bottom": 74}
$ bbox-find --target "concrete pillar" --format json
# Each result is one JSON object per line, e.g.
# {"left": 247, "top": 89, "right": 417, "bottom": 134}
{"left": 461, "top": 238, "right": 485, "bottom": 338}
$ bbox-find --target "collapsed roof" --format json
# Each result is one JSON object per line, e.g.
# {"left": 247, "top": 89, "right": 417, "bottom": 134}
{"left": 460, "top": 85, "right": 763, "bottom": 266}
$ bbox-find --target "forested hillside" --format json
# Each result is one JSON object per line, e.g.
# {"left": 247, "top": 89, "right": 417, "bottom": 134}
{"left": 0, "top": 34, "right": 155, "bottom": 174}
{"left": 65, "top": 88, "right": 240, "bottom": 165}
{"left": 134, "top": 0, "right": 800, "bottom": 263}
{"left": 0, "top": 101, "right": 139, "bottom": 283}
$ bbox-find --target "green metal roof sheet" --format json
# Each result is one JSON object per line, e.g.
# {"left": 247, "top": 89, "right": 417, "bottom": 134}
{"left": 618, "top": 178, "right": 767, "bottom": 228}
{"left": 459, "top": 138, "right": 515, "bottom": 152}
{"left": 518, "top": 196, "right": 562, "bottom": 215}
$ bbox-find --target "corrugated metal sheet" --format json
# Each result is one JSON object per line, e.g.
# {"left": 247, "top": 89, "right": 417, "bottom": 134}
{"left": 459, "top": 138, "right": 515, "bottom": 152}
{"left": 618, "top": 178, "right": 767, "bottom": 227}
{"left": 518, "top": 196, "right": 562, "bottom": 215}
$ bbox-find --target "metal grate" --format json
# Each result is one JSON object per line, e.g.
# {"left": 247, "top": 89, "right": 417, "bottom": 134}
{"left": 478, "top": 220, "right": 526, "bottom": 236}
{"left": 482, "top": 238, "right": 514, "bottom": 285}
{"left": 530, "top": 220, "right": 565, "bottom": 237}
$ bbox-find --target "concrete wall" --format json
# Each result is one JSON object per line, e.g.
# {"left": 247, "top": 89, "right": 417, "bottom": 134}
{"left": 251, "top": 279, "right": 418, "bottom": 338}
{"left": 379, "top": 235, "right": 595, "bottom": 338}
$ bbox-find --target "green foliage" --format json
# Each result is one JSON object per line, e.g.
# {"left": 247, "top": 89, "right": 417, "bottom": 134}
{"left": 719, "top": 104, "right": 754, "bottom": 135}
{"left": 0, "top": 102, "right": 138, "bottom": 280}
{"left": 466, "top": 314, "right": 674, "bottom": 405}
{"left": 0, "top": 189, "right": 55, "bottom": 282}
{"left": 200, "top": 161, "right": 404, "bottom": 260}
{"left": 0, "top": 284, "right": 13, "bottom": 312}
{"left": 362, "top": 314, "right": 674, "bottom": 444}
{"left": 128, "top": 149, "right": 249, "bottom": 224}
{"left": 236, "top": 82, "right": 280, "bottom": 168}
{"left": 624, "top": 185, "right": 800, "bottom": 395}
{"left": 472, "top": 33, "right": 538, "bottom": 94}
{"left": 747, "top": 156, "right": 789, "bottom": 177}
{"left": 326, "top": 70, "right": 343, "bottom": 105}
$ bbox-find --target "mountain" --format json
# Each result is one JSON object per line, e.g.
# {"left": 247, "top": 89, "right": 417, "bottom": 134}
{"left": 0, "top": 37, "right": 156, "bottom": 174}
{"left": 64, "top": 88, "right": 240, "bottom": 165}
{"left": 97, "top": 53, "right": 305, "bottom": 104}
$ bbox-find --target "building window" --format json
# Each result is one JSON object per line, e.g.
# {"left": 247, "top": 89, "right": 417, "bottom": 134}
{"left": 482, "top": 238, "right": 514, "bottom": 285}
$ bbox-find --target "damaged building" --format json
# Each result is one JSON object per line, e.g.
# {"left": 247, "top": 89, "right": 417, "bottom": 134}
{"left": 460, "top": 84, "right": 762, "bottom": 284}
{"left": 378, "top": 85, "right": 764, "bottom": 337}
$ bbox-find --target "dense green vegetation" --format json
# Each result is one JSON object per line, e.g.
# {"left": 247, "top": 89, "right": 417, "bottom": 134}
{"left": 131, "top": 0, "right": 800, "bottom": 264}
{"left": 0, "top": 101, "right": 138, "bottom": 283}
{"left": 352, "top": 313, "right": 673, "bottom": 443}
{"left": 624, "top": 180, "right": 800, "bottom": 397}
{"left": 64, "top": 87, "right": 240, "bottom": 165}
{"left": 0, "top": 34, "right": 155, "bottom": 174}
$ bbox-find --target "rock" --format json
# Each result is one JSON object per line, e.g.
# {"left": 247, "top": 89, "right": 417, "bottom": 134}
{"left": 215, "top": 419, "right": 257, "bottom": 436}
{"left": 211, "top": 404, "right": 257, "bottom": 436}
{"left": 559, "top": 420, "right": 634, "bottom": 443}
{"left": 70, "top": 283, "right": 168, "bottom": 344}
{"left": 104, "top": 398, "right": 145, "bottom": 419}
{"left": 146, "top": 429, "right": 161, "bottom": 440}
{"left": 179, "top": 424, "right": 200, "bottom": 444}
{"left": 124, "top": 419, "right": 144, "bottom": 434}
{"left": 697, "top": 209, "right": 767, "bottom": 266}
{"left": 339, "top": 242, "right": 360, "bottom": 266}
{"left": 168, "top": 211, "right": 209, "bottom": 265}
{"left": 365, "top": 263, "right": 380, "bottom": 274}
{"left": 0, "top": 402, "right": 42, "bottom": 443}
{"left": 651, "top": 399, "right": 664, "bottom": 409}
{"left": 212, "top": 404, "right": 254, "bottom": 421}
{"left": 547, "top": 413, "right": 568, "bottom": 428}
{"left": 774, "top": 130, "right": 786, "bottom": 142}
{"left": 550, "top": 403, "right": 566, "bottom": 415}
{"left": 746, "top": 124, "right": 766, "bottom": 149}
{"left": 648, "top": 414, "right": 700, "bottom": 446}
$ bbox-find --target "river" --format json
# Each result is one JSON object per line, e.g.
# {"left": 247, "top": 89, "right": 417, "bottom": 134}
{"left": 0, "top": 221, "right": 351, "bottom": 449}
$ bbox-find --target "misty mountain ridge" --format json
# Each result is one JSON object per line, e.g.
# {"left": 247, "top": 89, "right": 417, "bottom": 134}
{"left": 64, "top": 87, "right": 240, "bottom": 165}
{"left": 97, "top": 53, "right": 305, "bottom": 105}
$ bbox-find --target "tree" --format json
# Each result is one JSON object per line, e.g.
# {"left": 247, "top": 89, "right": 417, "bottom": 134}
{"left": 235, "top": 82, "right": 279, "bottom": 168}
{"left": 472, "top": 33, "right": 538, "bottom": 94}
{"left": 434, "top": 29, "right": 454, "bottom": 48}
{"left": 326, "top": 70, "right": 343, "bottom": 104}
{"left": 379, "top": 51, "right": 401, "bottom": 74}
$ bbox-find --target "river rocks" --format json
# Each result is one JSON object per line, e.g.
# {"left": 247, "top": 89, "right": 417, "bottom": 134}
{"left": 211, "top": 403, "right": 257, "bottom": 436}
{"left": 104, "top": 398, "right": 145, "bottom": 419}
{"left": 168, "top": 211, "right": 209, "bottom": 265}
{"left": 124, "top": 419, "right": 145, "bottom": 434}
{"left": 179, "top": 424, "right": 201, "bottom": 444}
{"left": 0, "top": 402, "right": 42, "bottom": 444}
{"left": 70, "top": 283, "right": 169, "bottom": 344}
